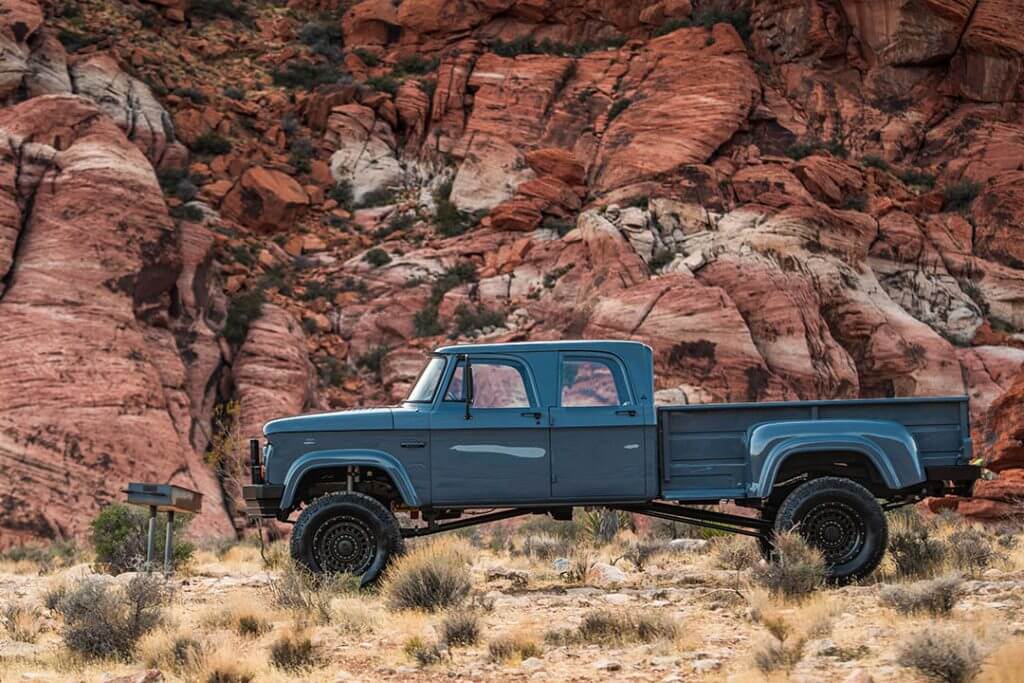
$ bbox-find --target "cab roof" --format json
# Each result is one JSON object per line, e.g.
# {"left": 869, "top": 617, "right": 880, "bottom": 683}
{"left": 434, "top": 340, "right": 652, "bottom": 355}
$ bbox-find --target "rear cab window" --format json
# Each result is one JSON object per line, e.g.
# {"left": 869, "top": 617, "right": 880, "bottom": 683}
{"left": 444, "top": 358, "right": 535, "bottom": 409}
{"left": 560, "top": 355, "right": 632, "bottom": 407}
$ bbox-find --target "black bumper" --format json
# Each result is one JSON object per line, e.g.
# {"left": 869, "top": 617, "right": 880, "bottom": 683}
{"left": 242, "top": 484, "right": 284, "bottom": 517}
{"left": 925, "top": 465, "right": 982, "bottom": 496}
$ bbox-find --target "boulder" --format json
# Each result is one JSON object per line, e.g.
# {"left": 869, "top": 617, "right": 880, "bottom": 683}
{"left": 326, "top": 104, "right": 402, "bottom": 204}
{"left": 222, "top": 166, "right": 310, "bottom": 232}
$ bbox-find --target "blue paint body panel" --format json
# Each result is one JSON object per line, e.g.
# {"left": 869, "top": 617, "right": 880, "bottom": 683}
{"left": 255, "top": 341, "right": 972, "bottom": 513}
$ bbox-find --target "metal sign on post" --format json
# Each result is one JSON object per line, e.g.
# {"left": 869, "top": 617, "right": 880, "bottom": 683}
{"left": 124, "top": 483, "right": 203, "bottom": 575}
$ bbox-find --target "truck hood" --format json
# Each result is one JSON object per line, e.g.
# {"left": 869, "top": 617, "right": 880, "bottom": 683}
{"left": 263, "top": 407, "right": 394, "bottom": 435}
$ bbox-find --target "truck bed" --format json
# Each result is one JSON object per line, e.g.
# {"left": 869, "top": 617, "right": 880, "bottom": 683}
{"left": 657, "top": 396, "right": 971, "bottom": 502}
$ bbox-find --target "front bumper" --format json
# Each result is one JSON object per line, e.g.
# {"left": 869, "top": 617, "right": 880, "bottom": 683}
{"left": 924, "top": 464, "right": 982, "bottom": 497}
{"left": 242, "top": 484, "right": 283, "bottom": 518}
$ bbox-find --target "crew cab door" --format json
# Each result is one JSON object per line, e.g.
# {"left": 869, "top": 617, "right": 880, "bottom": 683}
{"left": 549, "top": 353, "right": 647, "bottom": 500}
{"left": 430, "top": 356, "right": 551, "bottom": 505}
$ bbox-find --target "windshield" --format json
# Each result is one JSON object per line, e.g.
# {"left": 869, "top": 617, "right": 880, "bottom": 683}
{"left": 406, "top": 356, "right": 447, "bottom": 403}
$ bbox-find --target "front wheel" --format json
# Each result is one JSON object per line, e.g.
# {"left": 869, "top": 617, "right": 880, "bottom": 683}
{"left": 290, "top": 492, "right": 403, "bottom": 586}
{"left": 773, "top": 476, "right": 887, "bottom": 584}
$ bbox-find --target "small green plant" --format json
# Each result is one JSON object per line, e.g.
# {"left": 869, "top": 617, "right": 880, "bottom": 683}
{"left": 357, "top": 188, "right": 396, "bottom": 208}
{"left": 751, "top": 530, "right": 826, "bottom": 598}
{"left": 353, "top": 48, "right": 380, "bottom": 66}
{"left": 897, "top": 168, "right": 936, "bottom": 189}
{"left": 91, "top": 504, "right": 193, "bottom": 574}
{"left": 648, "top": 248, "right": 675, "bottom": 271}
{"left": 898, "top": 626, "right": 981, "bottom": 683}
{"left": 440, "top": 610, "right": 481, "bottom": 647}
{"left": 298, "top": 21, "right": 343, "bottom": 61}
{"left": 191, "top": 0, "right": 249, "bottom": 21}
{"left": 223, "top": 288, "right": 265, "bottom": 346}
{"left": 395, "top": 54, "right": 438, "bottom": 75}
{"left": 366, "top": 74, "right": 399, "bottom": 96}
{"left": 382, "top": 539, "right": 472, "bottom": 612}
{"left": 943, "top": 179, "right": 982, "bottom": 212}
{"left": 363, "top": 248, "right": 392, "bottom": 267}
{"left": 840, "top": 194, "right": 868, "bottom": 211}
{"left": 451, "top": 303, "right": 505, "bottom": 337}
{"left": 224, "top": 85, "right": 246, "bottom": 100}
{"left": 173, "top": 86, "right": 207, "bottom": 104}
{"left": 327, "top": 180, "right": 354, "bottom": 209}
{"left": 273, "top": 60, "right": 346, "bottom": 89}
{"left": 191, "top": 133, "right": 232, "bottom": 156}
{"left": 542, "top": 216, "right": 574, "bottom": 237}
{"left": 784, "top": 139, "right": 822, "bottom": 160}
{"left": 862, "top": 155, "right": 890, "bottom": 171}
{"left": 880, "top": 575, "right": 962, "bottom": 616}
{"left": 887, "top": 509, "right": 946, "bottom": 579}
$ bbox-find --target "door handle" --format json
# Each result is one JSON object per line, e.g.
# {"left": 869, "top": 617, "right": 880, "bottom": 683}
{"left": 615, "top": 409, "right": 637, "bottom": 416}
{"left": 401, "top": 441, "right": 426, "bottom": 449}
{"left": 521, "top": 411, "right": 542, "bottom": 420}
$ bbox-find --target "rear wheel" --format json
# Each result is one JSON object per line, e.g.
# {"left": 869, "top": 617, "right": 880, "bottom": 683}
{"left": 773, "top": 476, "right": 887, "bottom": 584}
{"left": 290, "top": 492, "right": 403, "bottom": 586}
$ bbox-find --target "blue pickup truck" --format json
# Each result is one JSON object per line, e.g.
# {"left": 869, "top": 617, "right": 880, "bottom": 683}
{"left": 244, "top": 340, "right": 979, "bottom": 584}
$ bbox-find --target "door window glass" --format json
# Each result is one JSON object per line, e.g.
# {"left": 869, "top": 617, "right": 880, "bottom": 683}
{"left": 561, "top": 358, "right": 628, "bottom": 407}
{"left": 445, "top": 360, "right": 532, "bottom": 408}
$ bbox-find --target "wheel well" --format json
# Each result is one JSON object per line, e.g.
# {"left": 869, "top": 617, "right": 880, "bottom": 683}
{"left": 293, "top": 466, "right": 402, "bottom": 509}
{"left": 769, "top": 451, "right": 891, "bottom": 503}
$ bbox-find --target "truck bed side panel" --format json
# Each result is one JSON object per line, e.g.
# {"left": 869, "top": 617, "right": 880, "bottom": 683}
{"left": 658, "top": 397, "right": 968, "bottom": 501}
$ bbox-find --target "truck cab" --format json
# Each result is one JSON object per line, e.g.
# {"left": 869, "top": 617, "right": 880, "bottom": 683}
{"left": 244, "top": 340, "right": 979, "bottom": 585}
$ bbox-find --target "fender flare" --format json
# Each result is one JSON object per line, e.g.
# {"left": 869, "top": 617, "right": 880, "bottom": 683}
{"left": 280, "top": 449, "right": 420, "bottom": 510}
{"left": 749, "top": 420, "right": 925, "bottom": 498}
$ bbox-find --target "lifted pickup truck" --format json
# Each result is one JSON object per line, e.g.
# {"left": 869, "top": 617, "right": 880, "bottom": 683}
{"left": 244, "top": 340, "right": 979, "bottom": 584}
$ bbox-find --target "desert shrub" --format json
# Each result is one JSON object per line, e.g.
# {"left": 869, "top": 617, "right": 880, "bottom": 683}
{"left": 382, "top": 539, "right": 472, "bottom": 611}
{"left": 191, "top": 133, "right": 232, "bottom": 156}
{"left": 224, "top": 85, "right": 246, "bottom": 100}
{"left": 54, "top": 574, "right": 166, "bottom": 659}
{"left": 862, "top": 155, "right": 890, "bottom": 171}
{"left": 710, "top": 535, "right": 760, "bottom": 571}
{"left": 357, "top": 188, "right": 396, "bottom": 207}
{"left": 413, "top": 305, "right": 443, "bottom": 337}
{"left": 451, "top": 303, "right": 505, "bottom": 337}
{"left": 288, "top": 137, "right": 316, "bottom": 173}
{"left": 404, "top": 635, "right": 444, "bottom": 665}
{"left": 440, "top": 610, "right": 481, "bottom": 647}
{"left": 574, "top": 609, "right": 678, "bottom": 644}
{"left": 138, "top": 629, "right": 205, "bottom": 672}
{"left": 561, "top": 541, "right": 595, "bottom": 584}
{"left": 298, "top": 21, "right": 343, "bottom": 60}
{"left": 0, "top": 539, "right": 81, "bottom": 571}
{"left": 2, "top": 604, "right": 43, "bottom": 642}
{"left": 841, "top": 194, "right": 869, "bottom": 211}
{"left": 366, "top": 74, "right": 399, "bottom": 96}
{"left": 751, "top": 531, "right": 826, "bottom": 598}
{"left": 327, "top": 180, "right": 354, "bottom": 209}
{"left": 948, "top": 527, "right": 1000, "bottom": 575}
{"left": 173, "top": 86, "right": 207, "bottom": 104}
{"left": 897, "top": 168, "right": 936, "bottom": 189}
{"left": 272, "top": 60, "right": 346, "bottom": 89}
{"left": 236, "top": 613, "right": 271, "bottom": 637}
{"left": 880, "top": 574, "right": 962, "bottom": 616}
{"left": 753, "top": 634, "right": 805, "bottom": 674}
{"left": 90, "top": 504, "right": 193, "bottom": 574}
{"left": 356, "top": 345, "right": 389, "bottom": 379}
{"left": 191, "top": 0, "right": 249, "bottom": 21}
{"left": 517, "top": 533, "right": 569, "bottom": 560}
{"left": 488, "top": 634, "right": 542, "bottom": 662}
{"left": 785, "top": 139, "right": 822, "bottom": 160}
{"left": 488, "top": 36, "right": 625, "bottom": 58}
{"left": 898, "top": 626, "right": 982, "bottom": 683}
{"left": 270, "top": 628, "right": 320, "bottom": 671}
{"left": 613, "top": 539, "right": 665, "bottom": 571}
{"left": 314, "top": 354, "right": 350, "bottom": 387}
{"left": 363, "top": 248, "right": 391, "bottom": 267}
{"left": 267, "top": 562, "right": 357, "bottom": 624}
{"left": 223, "top": 288, "right": 264, "bottom": 346}
{"left": 395, "top": 54, "right": 438, "bottom": 75}
{"left": 943, "top": 180, "right": 982, "bottom": 212}
{"left": 887, "top": 509, "right": 947, "bottom": 579}
{"left": 578, "top": 509, "right": 631, "bottom": 545}
{"left": 608, "top": 97, "right": 631, "bottom": 121}
{"left": 353, "top": 48, "right": 380, "bottom": 66}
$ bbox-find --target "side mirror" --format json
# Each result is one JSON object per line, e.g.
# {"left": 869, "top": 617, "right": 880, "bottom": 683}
{"left": 463, "top": 355, "right": 474, "bottom": 420}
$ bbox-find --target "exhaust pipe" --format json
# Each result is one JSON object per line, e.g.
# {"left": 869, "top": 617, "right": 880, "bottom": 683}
{"left": 249, "top": 439, "right": 263, "bottom": 484}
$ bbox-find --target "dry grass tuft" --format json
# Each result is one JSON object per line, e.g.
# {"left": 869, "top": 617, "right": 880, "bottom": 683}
{"left": 201, "top": 594, "right": 273, "bottom": 637}
{"left": 267, "top": 562, "right": 357, "bottom": 623}
{"left": 516, "top": 533, "right": 569, "bottom": 560}
{"left": 880, "top": 574, "right": 962, "bottom": 616}
{"left": 560, "top": 541, "right": 595, "bottom": 584}
{"left": 750, "top": 530, "right": 826, "bottom": 598}
{"left": 331, "top": 596, "right": 380, "bottom": 634}
{"left": 196, "top": 636, "right": 256, "bottom": 683}
{"left": 710, "top": 535, "right": 760, "bottom": 571}
{"left": 382, "top": 538, "right": 473, "bottom": 612}
{"left": 138, "top": 627, "right": 204, "bottom": 673}
{"left": 269, "top": 625, "right": 321, "bottom": 671}
{"left": 898, "top": 625, "right": 982, "bottom": 683}
{"left": 488, "top": 633, "right": 542, "bottom": 663}
{"left": 2, "top": 603, "right": 43, "bottom": 643}
{"left": 544, "top": 609, "right": 678, "bottom": 646}
{"left": 887, "top": 509, "right": 947, "bottom": 579}
{"left": 948, "top": 526, "right": 1001, "bottom": 576}
{"left": 440, "top": 610, "right": 481, "bottom": 647}
{"left": 403, "top": 635, "right": 445, "bottom": 665}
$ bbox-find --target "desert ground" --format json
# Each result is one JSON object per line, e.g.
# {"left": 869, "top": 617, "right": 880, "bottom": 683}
{"left": 1, "top": 511, "right": 1023, "bottom": 683}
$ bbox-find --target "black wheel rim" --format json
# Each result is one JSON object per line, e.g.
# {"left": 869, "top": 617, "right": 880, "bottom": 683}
{"left": 800, "top": 501, "right": 865, "bottom": 566}
{"left": 312, "top": 514, "right": 377, "bottom": 575}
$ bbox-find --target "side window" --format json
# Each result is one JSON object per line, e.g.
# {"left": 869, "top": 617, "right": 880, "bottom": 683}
{"left": 444, "top": 360, "right": 532, "bottom": 408}
{"left": 561, "top": 357, "right": 629, "bottom": 407}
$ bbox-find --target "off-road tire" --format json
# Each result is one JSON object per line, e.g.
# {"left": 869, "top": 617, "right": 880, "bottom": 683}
{"left": 290, "top": 492, "right": 403, "bottom": 586}
{"left": 774, "top": 476, "right": 887, "bottom": 584}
